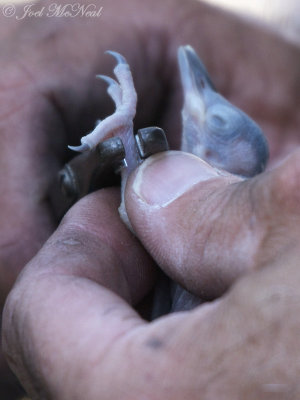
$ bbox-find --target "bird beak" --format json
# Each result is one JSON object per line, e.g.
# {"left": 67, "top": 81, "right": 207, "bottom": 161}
{"left": 177, "top": 45, "right": 216, "bottom": 121}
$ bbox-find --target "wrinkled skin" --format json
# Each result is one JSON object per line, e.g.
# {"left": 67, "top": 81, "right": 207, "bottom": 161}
{"left": 1, "top": 0, "right": 300, "bottom": 399}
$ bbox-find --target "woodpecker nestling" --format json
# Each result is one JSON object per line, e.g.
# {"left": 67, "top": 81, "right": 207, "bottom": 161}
{"left": 69, "top": 46, "right": 269, "bottom": 315}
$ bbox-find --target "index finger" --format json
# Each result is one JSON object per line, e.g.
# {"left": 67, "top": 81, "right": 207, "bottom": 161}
{"left": 3, "top": 188, "right": 156, "bottom": 397}
{"left": 3, "top": 188, "right": 300, "bottom": 399}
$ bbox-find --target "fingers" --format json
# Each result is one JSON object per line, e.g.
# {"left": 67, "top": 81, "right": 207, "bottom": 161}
{"left": 4, "top": 186, "right": 300, "bottom": 399}
{"left": 2, "top": 0, "right": 297, "bottom": 309}
{"left": 0, "top": 75, "right": 65, "bottom": 394}
{"left": 0, "top": 60, "right": 67, "bottom": 307}
{"left": 0, "top": 0, "right": 158, "bottom": 302}
{"left": 3, "top": 188, "right": 156, "bottom": 398}
{"left": 125, "top": 150, "right": 300, "bottom": 299}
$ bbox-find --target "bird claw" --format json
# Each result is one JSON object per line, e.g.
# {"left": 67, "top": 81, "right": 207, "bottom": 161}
{"left": 105, "top": 50, "right": 127, "bottom": 65}
{"left": 96, "top": 74, "right": 122, "bottom": 107}
{"left": 68, "top": 143, "right": 91, "bottom": 153}
{"left": 68, "top": 50, "right": 137, "bottom": 152}
{"left": 96, "top": 74, "right": 119, "bottom": 86}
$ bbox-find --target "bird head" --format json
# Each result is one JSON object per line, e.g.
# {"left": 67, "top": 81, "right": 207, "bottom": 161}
{"left": 178, "top": 45, "right": 269, "bottom": 177}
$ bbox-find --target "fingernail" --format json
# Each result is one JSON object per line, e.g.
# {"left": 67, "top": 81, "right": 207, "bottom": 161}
{"left": 132, "top": 151, "right": 221, "bottom": 207}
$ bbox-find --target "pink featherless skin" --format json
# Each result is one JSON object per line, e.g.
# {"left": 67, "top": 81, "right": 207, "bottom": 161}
{"left": 69, "top": 47, "right": 269, "bottom": 316}
{"left": 68, "top": 51, "right": 141, "bottom": 226}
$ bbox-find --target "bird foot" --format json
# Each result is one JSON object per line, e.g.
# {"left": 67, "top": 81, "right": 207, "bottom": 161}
{"left": 68, "top": 51, "right": 137, "bottom": 152}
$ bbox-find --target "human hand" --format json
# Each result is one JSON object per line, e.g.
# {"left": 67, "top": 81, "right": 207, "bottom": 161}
{"left": 0, "top": 0, "right": 186, "bottom": 394}
{"left": 3, "top": 150, "right": 300, "bottom": 399}
{"left": 1, "top": 0, "right": 300, "bottom": 398}
{"left": 0, "top": 0, "right": 298, "bottom": 304}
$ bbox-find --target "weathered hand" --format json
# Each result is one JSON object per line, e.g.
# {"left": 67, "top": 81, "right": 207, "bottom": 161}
{"left": 1, "top": 0, "right": 300, "bottom": 398}
{"left": 0, "top": 0, "right": 181, "bottom": 394}
{"left": 3, "top": 151, "right": 300, "bottom": 399}
{"left": 0, "top": 0, "right": 299, "bottom": 301}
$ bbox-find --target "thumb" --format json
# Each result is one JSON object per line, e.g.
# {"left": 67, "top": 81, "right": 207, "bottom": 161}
{"left": 125, "top": 151, "right": 273, "bottom": 299}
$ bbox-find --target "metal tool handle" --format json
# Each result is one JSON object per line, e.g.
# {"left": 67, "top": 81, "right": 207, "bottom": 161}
{"left": 50, "top": 127, "right": 169, "bottom": 220}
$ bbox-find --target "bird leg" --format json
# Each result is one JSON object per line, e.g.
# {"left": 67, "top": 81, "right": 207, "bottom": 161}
{"left": 68, "top": 51, "right": 139, "bottom": 174}
{"left": 68, "top": 51, "right": 143, "bottom": 226}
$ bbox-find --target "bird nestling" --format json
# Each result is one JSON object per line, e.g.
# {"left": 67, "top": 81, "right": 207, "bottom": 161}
{"left": 69, "top": 45, "right": 268, "bottom": 181}
{"left": 69, "top": 45, "right": 269, "bottom": 313}
{"left": 178, "top": 45, "right": 268, "bottom": 177}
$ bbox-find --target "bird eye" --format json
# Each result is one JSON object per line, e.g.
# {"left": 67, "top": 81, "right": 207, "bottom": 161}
{"left": 206, "top": 104, "right": 242, "bottom": 138}
{"left": 210, "top": 114, "right": 226, "bottom": 128}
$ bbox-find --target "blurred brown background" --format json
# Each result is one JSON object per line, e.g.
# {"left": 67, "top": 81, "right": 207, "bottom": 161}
{"left": 204, "top": 0, "right": 300, "bottom": 45}
{"left": 0, "top": 0, "right": 299, "bottom": 45}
